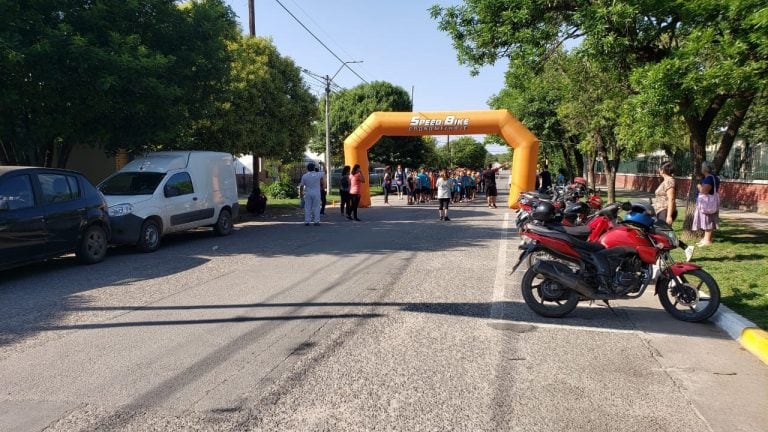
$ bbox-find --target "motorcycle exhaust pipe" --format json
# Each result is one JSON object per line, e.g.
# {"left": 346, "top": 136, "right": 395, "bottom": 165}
{"left": 532, "top": 260, "right": 605, "bottom": 299}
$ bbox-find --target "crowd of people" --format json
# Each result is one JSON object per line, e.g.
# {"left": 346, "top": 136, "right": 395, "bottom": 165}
{"left": 298, "top": 159, "right": 722, "bottom": 253}
{"left": 297, "top": 162, "right": 509, "bottom": 224}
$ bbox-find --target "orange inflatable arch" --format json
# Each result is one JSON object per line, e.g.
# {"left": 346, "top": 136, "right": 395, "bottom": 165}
{"left": 343, "top": 110, "right": 539, "bottom": 208}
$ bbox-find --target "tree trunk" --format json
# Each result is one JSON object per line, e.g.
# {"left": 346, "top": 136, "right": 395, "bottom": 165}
{"left": 585, "top": 151, "right": 596, "bottom": 190}
{"left": 680, "top": 93, "right": 728, "bottom": 236}
{"left": 681, "top": 121, "right": 707, "bottom": 237}
{"left": 712, "top": 93, "right": 755, "bottom": 174}
{"left": 559, "top": 140, "right": 576, "bottom": 179}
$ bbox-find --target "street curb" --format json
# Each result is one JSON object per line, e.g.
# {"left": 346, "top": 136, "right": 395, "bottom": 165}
{"left": 711, "top": 305, "right": 768, "bottom": 366}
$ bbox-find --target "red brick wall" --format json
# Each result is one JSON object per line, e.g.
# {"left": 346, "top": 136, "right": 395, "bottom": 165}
{"left": 596, "top": 173, "right": 768, "bottom": 213}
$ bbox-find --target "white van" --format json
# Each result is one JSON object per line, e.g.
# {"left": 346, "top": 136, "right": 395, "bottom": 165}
{"left": 98, "top": 151, "right": 239, "bottom": 252}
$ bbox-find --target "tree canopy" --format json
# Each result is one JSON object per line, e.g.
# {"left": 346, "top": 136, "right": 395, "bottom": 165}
{"left": 0, "top": 0, "right": 317, "bottom": 168}
{"left": 439, "top": 136, "right": 488, "bottom": 168}
{"left": 310, "top": 81, "right": 433, "bottom": 167}
{"left": 432, "top": 0, "right": 768, "bottom": 211}
{"left": 197, "top": 37, "right": 317, "bottom": 162}
{"left": 0, "top": 0, "right": 242, "bottom": 167}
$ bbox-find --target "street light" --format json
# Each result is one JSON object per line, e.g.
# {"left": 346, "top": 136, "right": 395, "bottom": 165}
{"left": 325, "top": 60, "right": 362, "bottom": 191}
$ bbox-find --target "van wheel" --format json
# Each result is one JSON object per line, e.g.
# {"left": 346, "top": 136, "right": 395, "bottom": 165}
{"left": 76, "top": 225, "right": 108, "bottom": 264}
{"left": 138, "top": 219, "right": 161, "bottom": 252}
{"left": 214, "top": 209, "right": 232, "bottom": 236}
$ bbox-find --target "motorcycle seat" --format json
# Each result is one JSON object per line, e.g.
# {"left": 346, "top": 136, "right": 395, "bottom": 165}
{"left": 525, "top": 192, "right": 552, "bottom": 200}
{"left": 550, "top": 224, "right": 592, "bottom": 239}
{"left": 527, "top": 224, "right": 604, "bottom": 252}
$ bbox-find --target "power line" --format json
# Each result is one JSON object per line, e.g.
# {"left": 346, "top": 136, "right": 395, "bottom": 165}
{"left": 273, "top": 0, "right": 369, "bottom": 84}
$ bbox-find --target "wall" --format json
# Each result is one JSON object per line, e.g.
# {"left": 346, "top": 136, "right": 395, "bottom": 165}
{"left": 65, "top": 144, "right": 116, "bottom": 184}
{"left": 596, "top": 173, "right": 768, "bottom": 214}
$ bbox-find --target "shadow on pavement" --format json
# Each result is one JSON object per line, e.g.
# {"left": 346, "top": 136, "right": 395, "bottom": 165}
{"left": 47, "top": 300, "right": 729, "bottom": 340}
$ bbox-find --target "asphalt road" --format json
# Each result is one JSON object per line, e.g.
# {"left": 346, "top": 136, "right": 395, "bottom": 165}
{"left": 1, "top": 175, "right": 766, "bottom": 431}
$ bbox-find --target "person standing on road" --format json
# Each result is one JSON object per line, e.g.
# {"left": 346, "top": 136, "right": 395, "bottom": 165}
{"left": 406, "top": 171, "right": 416, "bottom": 205}
{"left": 299, "top": 162, "right": 324, "bottom": 226}
{"left": 538, "top": 163, "right": 552, "bottom": 193}
{"left": 436, "top": 169, "right": 454, "bottom": 221}
{"left": 394, "top": 165, "right": 406, "bottom": 200}
{"left": 653, "top": 161, "right": 694, "bottom": 261}
{"left": 339, "top": 165, "right": 351, "bottom": 217}
{"left": 692, "top": 161, "right": 721, "bottom": 247}
{"left": 315, "top": 165, "right": 327, "bottom": 215}
{"left": 382, "top": 165, "right": 392, "bottom": 206}
{"left": 483, "top": 164, "right": 505, "bottom": 208}
{"left": 348, "top": 164, "right": 364, "bottom": 221}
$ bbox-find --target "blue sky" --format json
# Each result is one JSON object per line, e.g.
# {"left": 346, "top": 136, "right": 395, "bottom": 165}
{"left": 224, "top": 0, "right": 510, "bottom": 154}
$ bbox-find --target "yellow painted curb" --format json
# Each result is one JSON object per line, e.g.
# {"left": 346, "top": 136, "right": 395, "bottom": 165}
{"left": 739, "top": 328, "right": 768, "bottom": 366}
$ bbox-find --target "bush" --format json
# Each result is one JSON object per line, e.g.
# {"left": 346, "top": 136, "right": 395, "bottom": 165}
{"left": 264, "top": 180, "right": 298, "bottom": 199}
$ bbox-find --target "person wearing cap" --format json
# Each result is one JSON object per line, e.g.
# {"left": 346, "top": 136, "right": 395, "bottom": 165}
{"left": 299, "top": 162, "right": 325, "bottom": 226}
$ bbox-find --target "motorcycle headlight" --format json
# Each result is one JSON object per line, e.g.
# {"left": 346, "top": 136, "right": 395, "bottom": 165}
{"left": 664, "top": 229, "right": 679, "bottom": 248}
{"left": 108, "top": 203, "right": 134, "bottom": 217}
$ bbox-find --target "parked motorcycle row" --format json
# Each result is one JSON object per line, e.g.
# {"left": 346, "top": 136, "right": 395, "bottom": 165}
{"left": 512, "top": 179, "right": 720, "bottom": 323}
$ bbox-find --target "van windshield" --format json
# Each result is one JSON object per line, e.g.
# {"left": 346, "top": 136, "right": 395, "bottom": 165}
{"left": 99, "top": 172, "right": 165, "bottom": 196}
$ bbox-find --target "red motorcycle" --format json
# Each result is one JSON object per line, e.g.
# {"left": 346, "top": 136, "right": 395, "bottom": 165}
{"left": 513, "top": 202, "right": 720, "bottom": 322}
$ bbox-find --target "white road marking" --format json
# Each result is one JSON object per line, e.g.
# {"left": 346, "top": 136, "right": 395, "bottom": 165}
{"left": 491, "top": 212, "right": 510, "bottom": 320}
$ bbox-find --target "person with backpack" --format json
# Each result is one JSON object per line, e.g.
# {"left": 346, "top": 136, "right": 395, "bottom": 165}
{"left": 406, "top": 171, "right": 416, "bottom": 205}
{"left": 339, "top": 165, "right": 351, "bottom": 217}
{"left": 692, "top": 161, "right": 721, "bottom": 246}
{"left": 347, "top": 164, "right": 364, "bottom": 221}
{"left": 394, "top": 165, "right": 406, "bottom": 200}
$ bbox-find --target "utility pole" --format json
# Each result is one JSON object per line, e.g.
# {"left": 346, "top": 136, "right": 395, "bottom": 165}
{"left": 248, "top": 0, "right": 255, "bottom": 36}
{"left": 324, "top": 75, "right": 331, "bottom": 191}
{"left": 324, "top": 60, "right": 362, "bottom": 192}
{"left": 248, "top": 0, "right": 260, "bottom": 190}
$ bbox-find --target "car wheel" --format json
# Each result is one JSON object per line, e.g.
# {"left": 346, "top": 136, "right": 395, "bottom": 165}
{"left": 76, "top": 225, "right": 108, "bottom": 264}
{"left": 138, "top": 219, "right": 161, "bottom": 253}
{"left": 213, "top": 208, "right": 233, "bottom": 236}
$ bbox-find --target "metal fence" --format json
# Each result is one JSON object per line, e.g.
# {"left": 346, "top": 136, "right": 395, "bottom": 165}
{"left": 615, "top": 142, "right": 768, "bottom": 181}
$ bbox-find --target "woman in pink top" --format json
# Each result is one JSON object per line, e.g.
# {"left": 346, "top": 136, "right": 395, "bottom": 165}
{"left": 347, "top": 164, "right": 365, "bottom": 221}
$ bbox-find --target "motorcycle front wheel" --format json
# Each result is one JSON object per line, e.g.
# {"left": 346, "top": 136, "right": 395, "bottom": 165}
{"left": 658, "top": 268, "right": 720, "bottom": 322}
{"left": 520, "top": 265, "right": 580, "bottom": 318}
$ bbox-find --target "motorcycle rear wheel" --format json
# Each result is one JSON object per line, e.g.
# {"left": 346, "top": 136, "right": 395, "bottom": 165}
{"left": 520, "top": 265, "right": 579, "bottom": 318}
{"left": 658, "top": 268, "right": 720, "bottom": 322}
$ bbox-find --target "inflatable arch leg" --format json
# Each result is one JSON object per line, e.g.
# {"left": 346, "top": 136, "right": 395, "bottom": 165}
{"left": 343, "top": 110, "right": 539, "bottom": 208}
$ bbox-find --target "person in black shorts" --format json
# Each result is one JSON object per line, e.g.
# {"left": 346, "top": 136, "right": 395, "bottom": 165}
{"left": 483, "top": 163, "right": 506, "bottom": 208}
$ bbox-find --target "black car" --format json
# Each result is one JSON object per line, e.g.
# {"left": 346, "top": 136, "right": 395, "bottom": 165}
{"left": 0, "top": 166, "right": 110, "bottom": 271}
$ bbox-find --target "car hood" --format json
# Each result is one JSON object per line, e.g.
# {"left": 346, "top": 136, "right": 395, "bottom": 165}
{"left": 103, "top": 195, "right": 154, "bottom": 207}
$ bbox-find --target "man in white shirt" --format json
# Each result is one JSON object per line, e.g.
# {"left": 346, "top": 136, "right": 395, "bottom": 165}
{"left": 299, "top": 162, "right": 325, "bottom": 226}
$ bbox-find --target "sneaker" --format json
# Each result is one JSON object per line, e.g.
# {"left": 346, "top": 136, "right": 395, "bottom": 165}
{"left": 696, "top": 240, "right": 713, "bottom": 247}
{"left": 444, "top": 216, "right": 451, "bottom": 221}
{"left": 684, "top": 246, "right": 695, "bottom": 262}
{"left": 304, "top": 222, "right": 310, "bottom": 226}
{"left": 354, "top": 218, "right": 362, "bottom": 222}
{"left": 439, "top": 216, "right": 444, "bottom": 221}
{"left": 314, "top": 222, "right": 320, "bottom": 226}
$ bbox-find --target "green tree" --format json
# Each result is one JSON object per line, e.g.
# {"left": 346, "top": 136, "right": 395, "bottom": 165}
{"left": 310, "top": 81, "right": 416, "bottom": 165}
{"left": 432, "top": 0, "right": 768, "bottom": 230}
{"left": 439, "top": 136, "right": 488, "bottom": 168}
{"left": 0, "top": 0, "right": 240, "bottom": 167}
{"left": 489, "top": 54, "right": 583, "bottom": 181}
{"left": 556, "top": 53, "right": 632, "bottom": 202}
{"left": 200, "top": 36, "right": 317, "bottom": 163}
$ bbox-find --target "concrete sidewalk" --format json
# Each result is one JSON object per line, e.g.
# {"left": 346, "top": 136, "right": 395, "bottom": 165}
{"left": 614, "top": 188, "right": 768, "bottom": 365}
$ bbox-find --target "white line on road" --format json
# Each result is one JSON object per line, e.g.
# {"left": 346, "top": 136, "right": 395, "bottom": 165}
{"left": 490, "top": 212, "right": 510, "bottom": 320}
